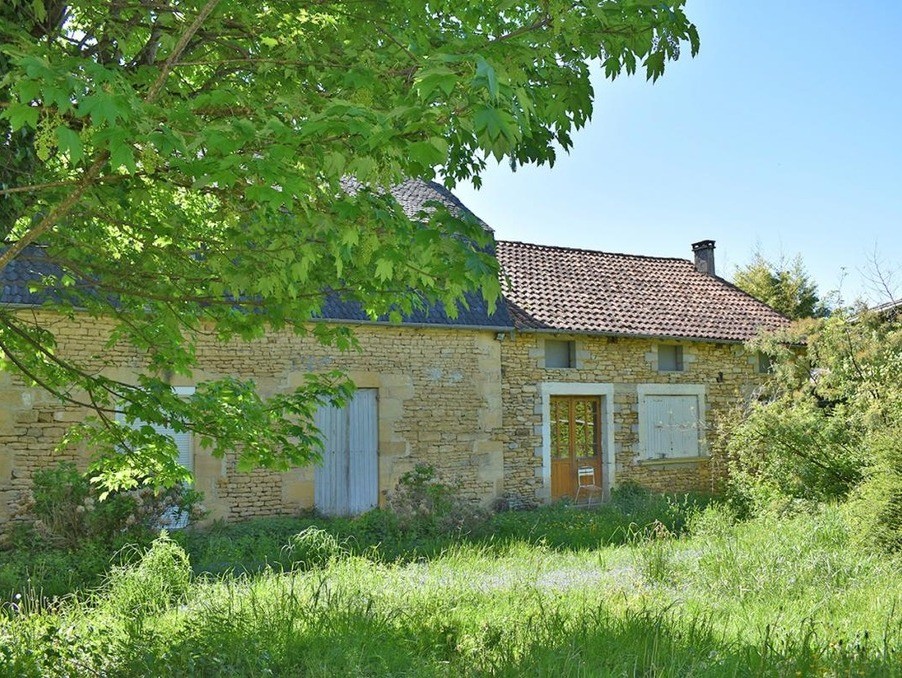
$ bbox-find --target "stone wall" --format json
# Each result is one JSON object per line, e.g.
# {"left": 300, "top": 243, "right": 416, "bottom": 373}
{"left": 500, "top": 333, "right": 766, "bottom": 501}
{"left": 1, "top": 310, "right": 770, "bottom": 531}
{"left": 0, "top": 312, "right": 505, "bottom": 528}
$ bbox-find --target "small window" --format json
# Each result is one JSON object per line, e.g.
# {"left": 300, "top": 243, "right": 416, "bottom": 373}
{"left": 758, "top": 352, "right": 773, "bottom": 374}
{"left": 545, "top": 340, "right": 575, "bottom": 368}
{"left": 658, "top": 344, "right": 684, "bottom": 372}
{"left": 116, "top": 386, "right": 195, "bottom": 528}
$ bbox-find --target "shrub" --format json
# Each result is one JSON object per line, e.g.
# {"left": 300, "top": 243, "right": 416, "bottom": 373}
{"left": 725, "top": 399, "right": 866, "bottom": 509}
{"left": 13, "top": 462, "right": 206, "bottom": 549}
{"left": 726, "top": 309, "right": 902, "bottom": 530}
{"left": 102, "top": 533, "right": 192, "bottom": 617}
{"left": 846, "top": 429, "right": 902, "bottom": 552}
{"left": 387, "top": 464, "right": 487, "bottom": 537}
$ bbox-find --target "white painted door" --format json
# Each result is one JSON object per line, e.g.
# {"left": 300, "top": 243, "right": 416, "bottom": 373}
{"left": 314, "top": 389, "right": 378, "bottom": 515}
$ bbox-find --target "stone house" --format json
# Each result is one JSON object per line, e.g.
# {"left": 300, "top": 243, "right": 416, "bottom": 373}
{"left": 0, "top": 180, "right": 789, "bottom": 526}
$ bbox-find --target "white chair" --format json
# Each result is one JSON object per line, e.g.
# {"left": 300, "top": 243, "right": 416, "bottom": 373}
{"left": 574, "top": 466, "right": 603, "bottom": 506}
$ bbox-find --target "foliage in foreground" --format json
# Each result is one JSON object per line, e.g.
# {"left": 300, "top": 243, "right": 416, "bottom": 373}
{"left": 0, "top": 1, "right": 699, "bottom": 490}
{"left": 1, "top": 506, "right": 899, "bottom": 677}
{"left": 13, "top": 462, "right": 204, "bottom": 550}
{"left": 725, "top": 309, "right": 902, "bottom": 550}
{"left": 0, "top": 483, "right": 704, "bottom": 599}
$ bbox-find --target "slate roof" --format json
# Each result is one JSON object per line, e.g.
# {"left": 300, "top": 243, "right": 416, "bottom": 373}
{"left": 0, "top": 246, "right": 62, "bottom": 306}
{"left": 320, "top": 290, "right": 510, "bottom": 328}
{"left": 340, "top": 177, "right": 491, "bottom": 229}
{"left": 496, "top": 240, "right": 791, "bottom": 342}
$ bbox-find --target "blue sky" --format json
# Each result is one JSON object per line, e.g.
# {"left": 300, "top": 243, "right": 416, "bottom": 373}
{"left": 454, "top": 0, "right": 902, "bottom": 305}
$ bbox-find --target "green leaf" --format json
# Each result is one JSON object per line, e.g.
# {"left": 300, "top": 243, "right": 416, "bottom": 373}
{"left": 79, "top": 93, "right": 126, "bottom": 126}
{"left": 56, "top": 126, "right": 83, "bottom": 163}
{"left": 3, "top": 102, "right": 39, "bottom": 129}
{"left": 474, "top": 105, "right": 505, "bottom": 140}
{"left": 374, "top": 258, "right": 394, "bottom": 281}
{"left": 108, "top": 134, "right": 136, "bottom": 172}
{"left": 475, "top": 57, "right": 499, "bottom": 100}
{"left": 414, "top": 66, "right": 458, "bottom": 99}
{"left": 408, "top": 140, "right": 445, "bottom": 169}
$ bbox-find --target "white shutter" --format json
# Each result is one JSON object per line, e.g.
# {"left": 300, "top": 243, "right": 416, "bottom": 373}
{"left": 645, "top": 396, "right": 671, "bottom": 459}
{"left": 314, "top": 401, "right": 348, "bottom": 516}
{"left": 644, "top": 395, "right": 699, "bottom": 459}
{"left": 314, "top": 389, "right": 378, "bottom": 516}
{"left": 670, "top": 395, "right": 700, "bottom": 457}
{"left": 347, "top": 389, "right": 378, "bottom": 514}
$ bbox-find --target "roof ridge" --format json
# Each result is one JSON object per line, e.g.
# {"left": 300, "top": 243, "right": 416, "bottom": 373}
{"left": 497, "top": 239, "right": 691, "bottom": 264}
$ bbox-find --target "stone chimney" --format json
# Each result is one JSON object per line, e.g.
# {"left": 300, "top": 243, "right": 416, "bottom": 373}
{"left": 692, "top": 240, "right": 716, "bottom": 276}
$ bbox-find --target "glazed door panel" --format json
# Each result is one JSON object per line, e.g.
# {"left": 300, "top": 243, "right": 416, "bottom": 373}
{"left": 549, "top": 396, "right": 602, "bottom": 500}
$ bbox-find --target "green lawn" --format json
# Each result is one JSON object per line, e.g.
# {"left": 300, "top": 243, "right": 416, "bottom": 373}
{"left": 1, "top": 504, "right": 900, "bottom": 676}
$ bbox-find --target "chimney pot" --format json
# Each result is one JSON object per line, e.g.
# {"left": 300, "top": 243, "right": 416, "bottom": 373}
{"left": 692, "top": 240, "right": 716, "bottom": 276}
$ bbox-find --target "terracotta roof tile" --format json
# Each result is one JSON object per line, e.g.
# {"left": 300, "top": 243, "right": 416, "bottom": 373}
{"left": 497, "top": 240, "right": 790, "bottom": 342}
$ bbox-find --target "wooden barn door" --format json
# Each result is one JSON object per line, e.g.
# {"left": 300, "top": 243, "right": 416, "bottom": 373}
{"left": 550, "top": 395, "right": 601, "bottom": 500}
{"left": 314, "top": 389, "right": 378, "bottom": 516}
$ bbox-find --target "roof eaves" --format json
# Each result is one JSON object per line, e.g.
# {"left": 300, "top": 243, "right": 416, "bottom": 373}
{"left": 513, "top": 325, "right": 751, "bottom": 345}
{"left": 310, "top": 317, "right": 515, "bottom": 332}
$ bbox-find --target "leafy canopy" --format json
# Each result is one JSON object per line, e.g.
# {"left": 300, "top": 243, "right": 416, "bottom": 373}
{"left": 726, "top": 309, "right": 902, "bottom": 548}
{"left": 0, "top": 0, "right": 699, "bottom": 490}
{"left": 733, "top": 251, "right": 829, "bottom": 320}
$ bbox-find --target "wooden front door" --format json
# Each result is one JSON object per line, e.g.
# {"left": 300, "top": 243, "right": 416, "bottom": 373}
{"left": 550, "top": 396, "right": 602, "bottom": 500}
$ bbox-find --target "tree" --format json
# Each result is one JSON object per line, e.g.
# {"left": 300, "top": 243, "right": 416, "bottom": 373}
{"left": 733, "top": 252, "right": 829, "bottom": 320}
{"left": 725, "top": 310, "right": 902, "bottom": 549}
{"left": 0, "top": 1, "right": 699, "bottom": 490}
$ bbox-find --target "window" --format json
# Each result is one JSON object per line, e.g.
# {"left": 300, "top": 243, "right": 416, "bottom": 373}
{"left": 545, "top": 340, "right": 576, "bottom": 368}
{"left": 550, "top": 396, "right": 600, "bottom": 459}
{"left": 637, "top": 385, "right": 705, "bottom": 460}
{"left": 117, "top": 386, "right": 194, "bottom": 528}
{"left": 658, "top": 344, "right": 684, "bottom": 372}
{"left": 757, "top": 351, "right": 773, "bottom": 374}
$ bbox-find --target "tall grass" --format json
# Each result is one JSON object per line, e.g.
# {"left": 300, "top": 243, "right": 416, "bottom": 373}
{"left": 1, "top": 504, "right": 899, "bottom": 676}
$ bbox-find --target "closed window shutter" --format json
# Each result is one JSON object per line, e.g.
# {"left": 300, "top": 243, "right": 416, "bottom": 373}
{"left": 646, "top": 396, "right": 672, "bottom": 458}
{"left": 644, "top": 395, "right": 699, "bottom": 458}
{"left": 347, "top": 389, "right": 378, "bottom": 515}
{"left": 116, "top": 399, "right": 194, "bottom": 529}
{"left": 314, "top": 400, "right": 349, "bottom": 515}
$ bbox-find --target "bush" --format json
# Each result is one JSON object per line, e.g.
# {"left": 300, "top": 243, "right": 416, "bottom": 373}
{"left": 387, "top": 464, "right": 487, "bottom": 537}
{"left": 726, "top": 309, "right": 902, "bottom": 539}
{"left": 102, "top": 533, "right": 192, "bottom": 617}
{"left": 13, "top": 462, "right": 206, "bottom": 549}
{"left": 725, "top": 399, "right": 866, "bottom": 509}
{"left": 846, "top": 429, "right": 902, "bottom": 552}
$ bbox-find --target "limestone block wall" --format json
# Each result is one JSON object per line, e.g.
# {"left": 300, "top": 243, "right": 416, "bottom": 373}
{"left": 0, "top": 311, "right": 505, "bottom": 529}
{"left": 500, "top": 333, "right": 766, "bottom": 501}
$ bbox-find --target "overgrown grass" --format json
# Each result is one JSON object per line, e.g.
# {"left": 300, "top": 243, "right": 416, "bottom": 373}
{"left": 1, "top": 501, "right": 899, "bottom": 676}
{"left": 180, "top": 486, "right": 705, "bottom": 575}
{"left": 0, "top": 485, "right": 706, "bottom": 597}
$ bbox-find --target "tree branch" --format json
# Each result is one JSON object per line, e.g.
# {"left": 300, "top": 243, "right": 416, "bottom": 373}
{"left": 0, "top": 0, "right": 221, "bottom": 275}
